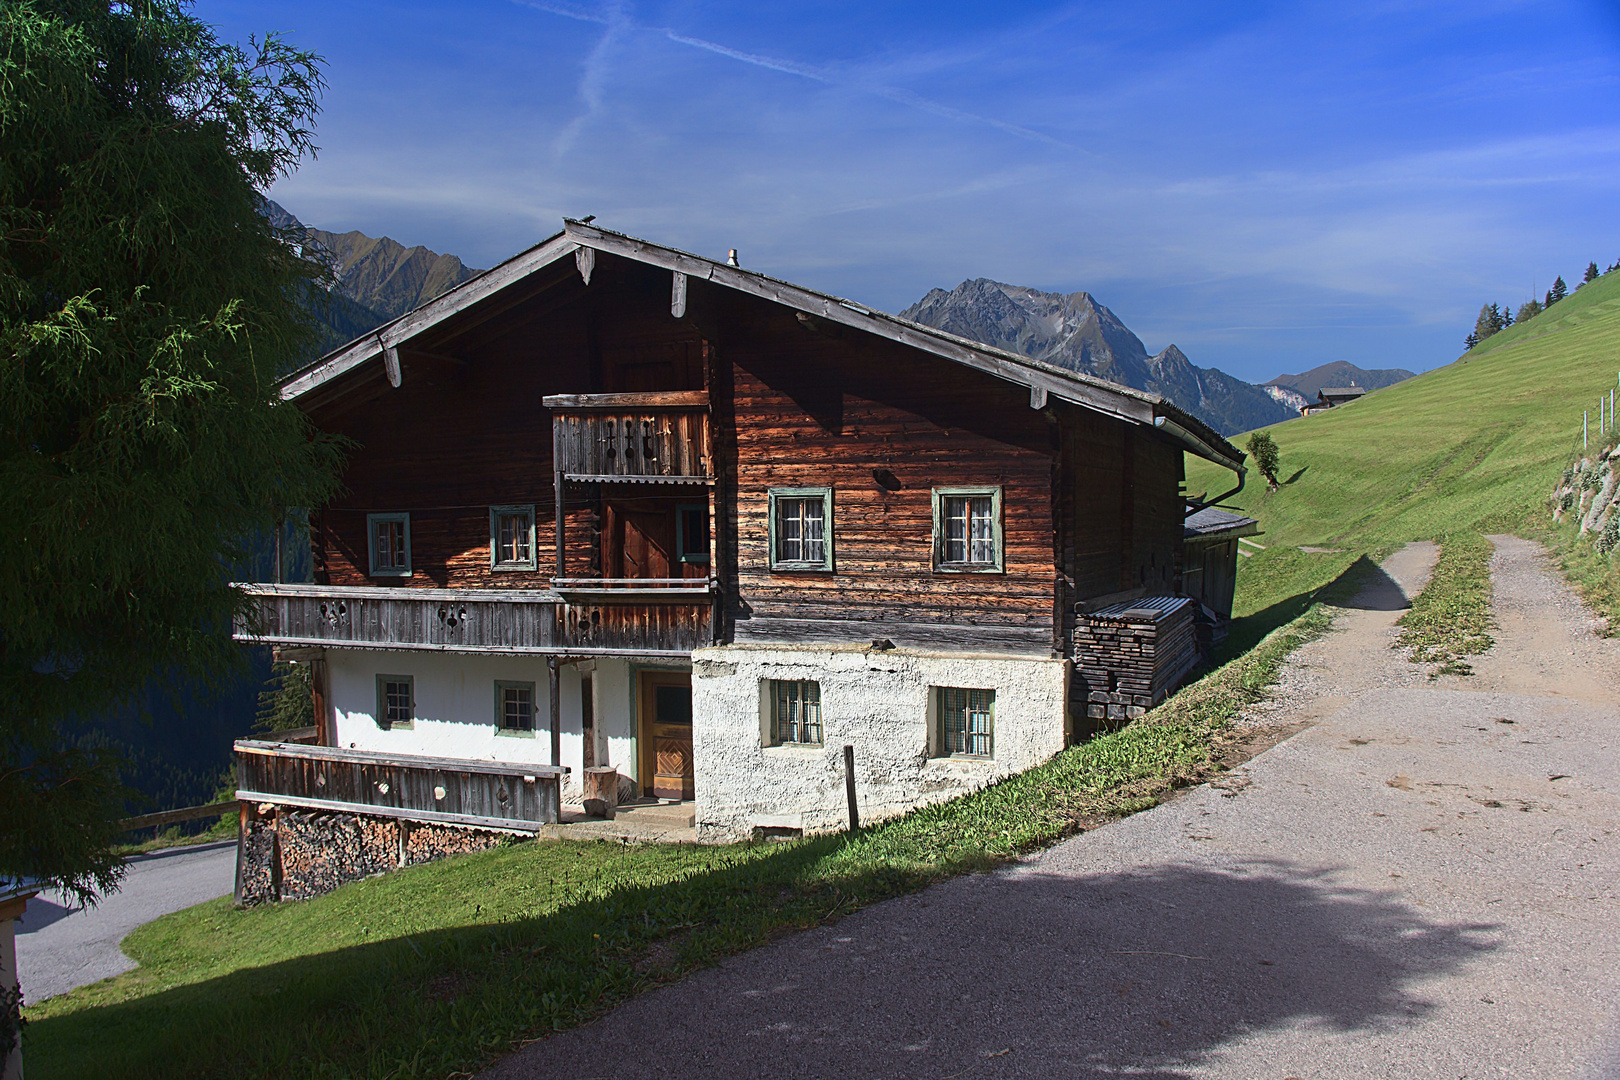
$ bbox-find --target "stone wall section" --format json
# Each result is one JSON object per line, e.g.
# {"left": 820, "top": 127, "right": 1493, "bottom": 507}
{"left": 690, "top": 644, "right": 1068, "bottom": 841}
{"left": 235, "top": 804, "right": 509, "bottom": 905}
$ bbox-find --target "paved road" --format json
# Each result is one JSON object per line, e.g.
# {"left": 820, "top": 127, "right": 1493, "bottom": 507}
{"left": 485, "top": 537, "right": 1620, "bottom": 1079}
{"left": 15, "top": 839, "right": 237, "bottom": 1002}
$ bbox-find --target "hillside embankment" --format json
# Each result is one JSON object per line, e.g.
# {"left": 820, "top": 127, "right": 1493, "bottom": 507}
{"left": 1189, "top": 269, "right": 1620, "bottom": 640}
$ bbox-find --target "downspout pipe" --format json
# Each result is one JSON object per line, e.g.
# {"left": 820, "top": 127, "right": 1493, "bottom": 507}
{"left": 1151, "top": 416, "right": 1247, "bottom": 514}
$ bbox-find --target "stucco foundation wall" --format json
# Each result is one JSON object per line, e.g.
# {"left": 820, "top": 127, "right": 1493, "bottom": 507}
{"left": 690, "top": 645, "right": 1068, "bottom": 841}
{"left": 325, "top": 649, "right": 641, "bottom": 802}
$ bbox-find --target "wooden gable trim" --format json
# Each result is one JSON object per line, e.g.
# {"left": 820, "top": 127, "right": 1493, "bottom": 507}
{"left": 277, "top": 221, "right": 1243, "bottom": 470}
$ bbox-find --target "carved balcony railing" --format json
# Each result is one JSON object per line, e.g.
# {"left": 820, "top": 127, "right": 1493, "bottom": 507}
{"left": 234, "top": 582, "right": 714, "bottom": 656}
{"left": 545, "top": 390, "right": 711, "bottom": 484}
{"left": 235, "top": 739, "right": 565, "bottom": 831}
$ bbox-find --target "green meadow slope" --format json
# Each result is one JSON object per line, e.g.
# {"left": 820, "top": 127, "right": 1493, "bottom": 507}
{"left": 1189, "top": 272, "right": 1620, "bottom": 640}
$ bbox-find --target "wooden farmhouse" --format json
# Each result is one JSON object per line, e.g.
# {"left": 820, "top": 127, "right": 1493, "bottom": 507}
{"left": 230, "top": 221, "right": 1246, "bottom": 896}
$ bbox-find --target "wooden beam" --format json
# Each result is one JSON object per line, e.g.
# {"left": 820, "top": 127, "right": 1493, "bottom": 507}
{"left": 382, "top": 344, "right": 402, "bottom": 388}
{"left": 311, "top": 658, "right": 332, "bottom": 745}
{"left": 1030, "top": 385, "right": 1048, "bottom": 410}
{"left": 543, "top": 390, "right": 708, "bottom": 409}
{"left": 548, "top": 656, "right": 562, "bottom": 769}
{"left": 120, "top": 800, "right": 237, "bottom": 832}
{"left": 576, "top": 245, "right": 595, "bottom": 285}
{"left": 671, "top": 270, "right": 687, "bottom": 318}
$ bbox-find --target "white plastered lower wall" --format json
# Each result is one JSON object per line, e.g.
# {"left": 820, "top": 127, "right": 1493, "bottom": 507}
{"left": 691, "top": 644, "right": 1068, "bottom": 841}
{"left": 324, "top": 649, "right": 642, "bottom": 801}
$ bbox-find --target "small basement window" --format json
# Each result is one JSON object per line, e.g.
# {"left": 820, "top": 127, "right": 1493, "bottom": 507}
{"left": 677, "top": 503, "right": 710, "bottom": 564}
{"left": 375, "top": 674, "right": 415, "bottom": 729}
{"left": 769, "top": 679, "right": 823, "bottom": 746}
{"left": 495, "top": 680, "right": 536, "bottom": 735}
{"left": 367, "top": 512, "right": 412, "bottom": 577}
{"left": 936, "top": 686, "right": 993, "bottom": 758}
{"left": 769, "top": 487, "right": 832, "bottom": 571}
{"left": 490, "top": 505, "right": 537, "bottom": 571}
{"left": 932, "top": 486, "right": 1002, "bottom": 573}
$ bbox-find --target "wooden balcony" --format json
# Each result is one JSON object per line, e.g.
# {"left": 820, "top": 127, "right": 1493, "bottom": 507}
{"left": 235, "top": 739, "right": 565, "bottom": 831}
{"left": 545, "top": 390, "right": 711, "bottom": 483}
{"left": 235, "top": 582, "right": 713, "bottom": 656}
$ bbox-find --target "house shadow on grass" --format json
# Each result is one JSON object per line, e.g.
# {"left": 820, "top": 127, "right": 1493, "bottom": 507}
{"left": 25, "top": 836, "right": 1497, "bottom": 1080}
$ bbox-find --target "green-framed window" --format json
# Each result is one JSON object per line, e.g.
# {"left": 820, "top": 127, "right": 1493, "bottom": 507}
{"left": 937, "top": 686, "right": 993, "bottom": 758}
{"left": 677, "top": 503, "right": 710, "bottom": 564}
{"left": 769, "top": 679, "right": 823, "bottom": 746}
{"left": 367, "top": 512, "right": 412, "bottom": 577}
{"left": 768, "top": 486, "right": 833, "bottom": 571}
{"left": 375, "top": 674, "right": 415, "bottom": 729}
{"left": 495, "top": 680, "right": 536, "bottom": 735}
{"left": 489, "top": 505, "right": 537, "bottom": 571}
{"left": 931, "top": 486, "right": 1003, "bottom": 572}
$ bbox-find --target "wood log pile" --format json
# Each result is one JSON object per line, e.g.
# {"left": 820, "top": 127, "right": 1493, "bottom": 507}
{"left": 1074, "top": 596, "right": 1199, "bottom": 724}
{"left": 235, "top": 804, "right": 507, "bottom": 905}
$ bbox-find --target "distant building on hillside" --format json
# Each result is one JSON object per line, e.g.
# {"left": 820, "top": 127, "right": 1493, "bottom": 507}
{"left": 1301, "top": 384, "right": 1366, "bottom": 416}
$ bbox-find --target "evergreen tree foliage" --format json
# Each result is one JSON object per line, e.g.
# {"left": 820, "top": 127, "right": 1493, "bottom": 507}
{"left": 1501, "top": 303, "right": 1514, "bottom": 328}
{"left": 0, "top": 1, "right": 343, "bottom": 902}
{"left": 1548, "top": 276, "right": 1568, "bottom": 306}
{"left": 1472, "top": 303, "right": 1500, "bottom": 344}
{"left": 1584, "top": 262, "right": 1599, "bottom": 284}
{"left": 1464, "top": 330, "right": 1479, "bottom": 350}
{"left": 1245, "top": 430, "right": 1281, "bottom": 490}
{"left": 1516, "top": 298, "right": 1543, "bottom": 323}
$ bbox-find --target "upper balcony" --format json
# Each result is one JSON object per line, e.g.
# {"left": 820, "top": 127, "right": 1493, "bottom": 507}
{"left": 545, "top": 390, "right": 711, "bottom": 485}
{"left": 234, "top": 581, "right": 713, "bottom": 657}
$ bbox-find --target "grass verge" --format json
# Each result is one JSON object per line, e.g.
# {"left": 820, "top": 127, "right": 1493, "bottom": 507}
{"left": 24, "top": 593, "right": 1348, "bottom": 1080}
{"left": 1394, "top": 531, "right": 1495, "bottom": 676}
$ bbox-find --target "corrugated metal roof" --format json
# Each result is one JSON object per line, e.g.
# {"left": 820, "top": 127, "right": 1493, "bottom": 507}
{"left": 1184, "top": 507, "right": 1260, "bottom": 538}
{"left": 1086, "top": 595, "right": 1194, "bottom": 622}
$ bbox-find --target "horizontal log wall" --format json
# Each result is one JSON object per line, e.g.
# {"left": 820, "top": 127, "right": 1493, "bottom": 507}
{"left": 719, "top": 301, "right": 1058, "bottom": 647}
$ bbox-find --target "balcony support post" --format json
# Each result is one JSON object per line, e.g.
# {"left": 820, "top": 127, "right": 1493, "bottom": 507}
{"left": 548, "top": 656, "right": 562, "bottom": 769}
{"left": 553, "top": 418, "right": 566, "bottom": 580}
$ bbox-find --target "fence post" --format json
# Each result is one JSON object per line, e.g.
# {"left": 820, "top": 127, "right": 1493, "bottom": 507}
{"left": 843, "top": 744, "right": 859, "bottom": 832}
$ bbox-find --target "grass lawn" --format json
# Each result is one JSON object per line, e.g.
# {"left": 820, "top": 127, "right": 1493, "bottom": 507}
{"left": 1189, "top": 267, "right": 1620, "bottom": 637}
{"left": 24, "top": 588, "right": 1346, "bottom": 1080}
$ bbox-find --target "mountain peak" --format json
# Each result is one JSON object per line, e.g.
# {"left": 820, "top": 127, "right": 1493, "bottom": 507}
{"left": 902, "top": 280, "right": 1294, "bottom": 436}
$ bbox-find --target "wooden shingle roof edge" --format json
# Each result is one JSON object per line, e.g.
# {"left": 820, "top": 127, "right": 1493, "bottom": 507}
{"left": 277, "top": 220, "right": 1244, "bottom": 471}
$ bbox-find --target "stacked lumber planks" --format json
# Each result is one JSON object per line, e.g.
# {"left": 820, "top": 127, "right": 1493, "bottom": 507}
{"left": 1075, "top": 595, "right": 1199, "bottom": 723}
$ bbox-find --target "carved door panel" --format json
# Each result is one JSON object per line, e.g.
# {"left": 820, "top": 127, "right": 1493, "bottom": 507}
{"left": 639, "top": 674, "right": 694, "bottom": 800}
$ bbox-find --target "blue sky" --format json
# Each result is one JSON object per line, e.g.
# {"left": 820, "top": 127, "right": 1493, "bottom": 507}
{"left": 204, "top": 0, "right": 1620, "bottom": 382}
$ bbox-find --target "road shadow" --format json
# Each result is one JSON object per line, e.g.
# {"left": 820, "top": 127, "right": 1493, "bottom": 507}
{"left": 485, "top": 858, "right": 1499, "bottom": 1079}
{"left": 1219, "top": 554, "right": 1377, "bottom": 661}
{"left": 1336, "top": 558, "right": 1413, "bottom": 612}
{"left": 14, "top": 896, "right": 77, "bottom": 935}
{"left": 22, "top": 840, "right": 1500, "bottom": 1079}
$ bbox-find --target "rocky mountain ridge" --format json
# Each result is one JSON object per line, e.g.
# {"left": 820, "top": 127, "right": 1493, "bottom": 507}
{"left": 900, "top": 279, "right": 1296, "bottom": 436}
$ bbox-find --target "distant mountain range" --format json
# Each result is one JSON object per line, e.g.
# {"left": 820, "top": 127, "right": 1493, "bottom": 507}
{"left": 901, "top": 279, "right": 1414, "bottom": 436}
{"left": 266, "top": 200, "right": 482, "bottom": 353}
{"left": 265, "top": 204, "right": 1413, "bottom": 436}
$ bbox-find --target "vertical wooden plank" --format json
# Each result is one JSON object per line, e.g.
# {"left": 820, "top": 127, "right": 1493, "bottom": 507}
{"left": 548, "top": 656, "right": 562, "bottom": 768}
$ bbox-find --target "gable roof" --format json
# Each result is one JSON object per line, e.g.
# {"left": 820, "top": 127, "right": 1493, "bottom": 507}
{"left": 279, "top": 220, "right": 1244, "bottom": 471}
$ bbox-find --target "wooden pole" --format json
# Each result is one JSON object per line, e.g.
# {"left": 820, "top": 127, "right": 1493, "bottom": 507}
{"left": 548, "top": 656, "right": 562, "bottom": 769}
{"left": 843, "top": 744, "right": 859, "bottom": 832}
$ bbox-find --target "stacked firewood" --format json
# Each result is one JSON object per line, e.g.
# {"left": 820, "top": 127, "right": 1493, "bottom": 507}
{"left": 235, "top": 805, "right": 505, "bottom": 905}
{"left": 1074, "top": 597, "right": 1199, "bottom": 723}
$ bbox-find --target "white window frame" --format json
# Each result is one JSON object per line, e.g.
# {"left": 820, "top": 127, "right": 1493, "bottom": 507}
{"left": 489, "top": 504, "right": 537, "bottom": 571}
{"left": 931, "top": 486, "right": 1003, "bottom": 573}
{"left": 367, "top": 512, "right": 412, "bottom": 577}
{"left": 768, "top": 487, "right": 833, "bottom": 572}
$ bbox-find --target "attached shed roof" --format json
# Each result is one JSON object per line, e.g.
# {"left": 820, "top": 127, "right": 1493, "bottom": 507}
{"left": 1184, "top": 506, "right": 1261, "bottom": 540}
{"left": 279, "top": 220, "right": 1244, "bottom": 471}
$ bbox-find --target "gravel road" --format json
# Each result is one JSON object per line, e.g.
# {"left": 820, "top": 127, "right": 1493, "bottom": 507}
{"left": 484, "top": 536, "right": 1620, "bottom": 1080}
{"left": 15, "top": 839, "right": 236, "bottom": 1002}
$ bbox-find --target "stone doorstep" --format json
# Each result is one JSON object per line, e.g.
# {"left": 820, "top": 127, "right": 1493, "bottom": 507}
{"left": 542, "top": 799, "right": 699, "bottom": 843}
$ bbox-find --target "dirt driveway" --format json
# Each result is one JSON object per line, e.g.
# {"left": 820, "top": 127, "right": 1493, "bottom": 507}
{"left": 486, "top": 536, "right": 1620, "bottom": 1080}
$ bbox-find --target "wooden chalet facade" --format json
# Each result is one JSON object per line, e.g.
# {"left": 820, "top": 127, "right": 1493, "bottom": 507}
{"left": 233, "top": 221, "right": 1245, "bottom": 850}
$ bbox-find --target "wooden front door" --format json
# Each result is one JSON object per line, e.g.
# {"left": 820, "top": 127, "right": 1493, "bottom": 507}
{"left": 639, "top": 672, "right": 694, "bottom": 800}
